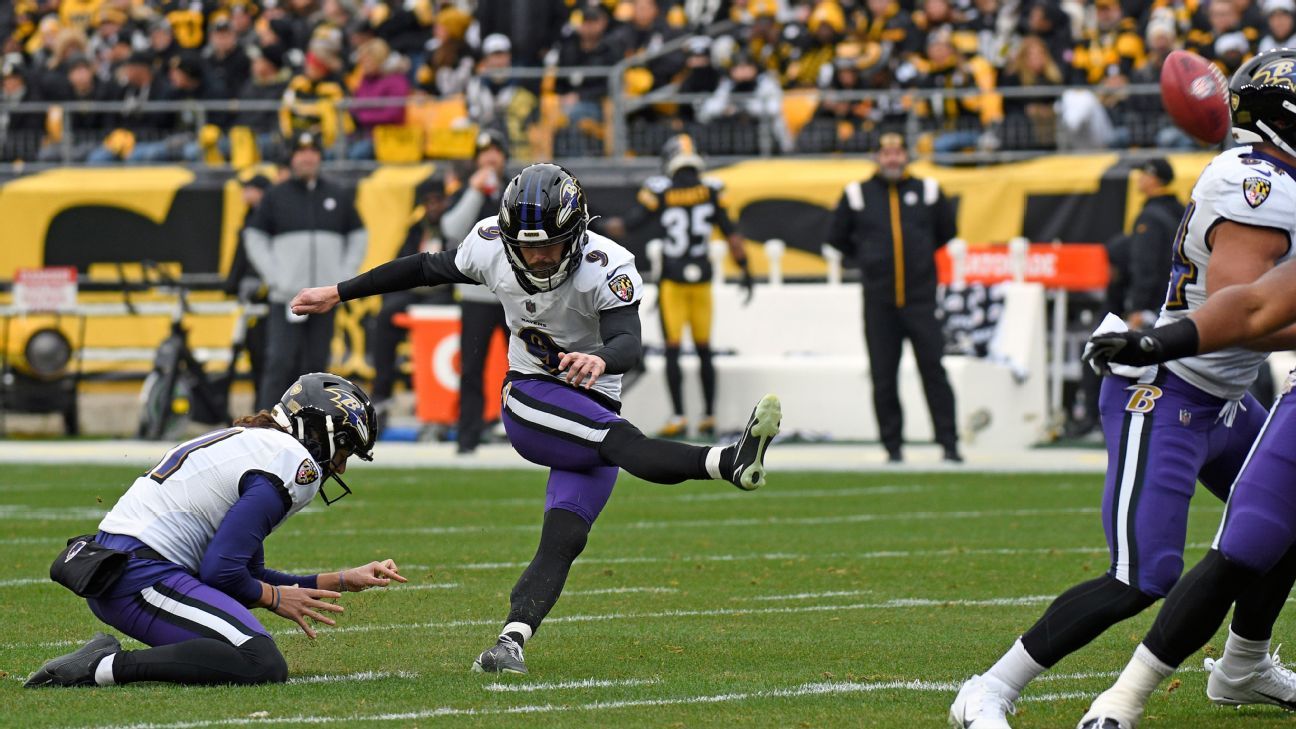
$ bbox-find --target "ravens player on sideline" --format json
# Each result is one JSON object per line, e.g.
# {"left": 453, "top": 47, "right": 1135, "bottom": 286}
{"left": 291, "top": 163, "right": 781, "bottom": 675}
{"left": 25, "top": 373, "right": 407, "bottom": 688}
{"left": 1075, "top": 49, "right": 1296, "bottom": 729}
{"left": 950, "top": 48, "right": 1296, "bottom": 728}
{"left": 605, "top": 134, "right": 754, "bottom": 439}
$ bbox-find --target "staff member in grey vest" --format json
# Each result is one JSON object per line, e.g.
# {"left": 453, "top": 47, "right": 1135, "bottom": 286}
{"left": 827, "top": 132, "right": 961, "bottom": 464}
{"left": 245, "top": 132, "right": 368, "bottom": 410}
{"left": 441, "top": 129, "right": 510, "bottom": 454}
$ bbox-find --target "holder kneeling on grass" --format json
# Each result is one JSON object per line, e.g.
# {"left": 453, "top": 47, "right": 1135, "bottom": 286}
{"left": 25, "top": 372, "right": 408, "bottom": 688}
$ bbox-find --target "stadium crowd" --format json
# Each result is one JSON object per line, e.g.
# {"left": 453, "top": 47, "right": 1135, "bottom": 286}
{"left": 0, "top": 0, "right": 1283, "bottom": 163}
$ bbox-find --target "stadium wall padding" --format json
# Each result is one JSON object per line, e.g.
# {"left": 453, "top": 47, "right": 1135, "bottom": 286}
{"left": 0, "top": 153, "right": 1214, "bottom": 380}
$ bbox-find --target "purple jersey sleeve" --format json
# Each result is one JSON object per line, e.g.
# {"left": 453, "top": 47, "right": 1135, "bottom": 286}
{"left": 198, "top": 473, "right": 317, "bottom": 604}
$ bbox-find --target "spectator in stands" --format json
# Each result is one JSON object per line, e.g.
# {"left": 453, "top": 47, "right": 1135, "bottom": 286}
{"left": 1071, "top": 0, "right": 1144, "bottom": 85}
{"left": 1261, "top": 0, "right": 1296, "bottom": 52}
{"left": 245, "top": 131, "right": 367, "bottom": 411}
{"left": 124, "top": 51, "right": 228, "bottom": 163}
{"left": 147, "top": 17, "right": 179, "bottom": 72}
{"left": 898, "top": 27, "right": 1002, "bottom": 152}
{"left": 675, "top": 35, "right": 722, "bottom": 123}
{"left": 699, "top": 50, "right": 790, "bottom": 153}
{"left": 745, "top": 0, "right": 796, "bottom": 78}
{"left": 0, "top": 57, "right": 44, "bottom": 161}
{"left": 280, "top": 36, "right": 351, "bottom": 151}
{"left": 87, "top": 51, "right": 168, "bottom": 164}
{"left": 827, "top": 132, "right": 961, "bottom": 464}
{"left": 369, "top": 0, "right": 433, "bottom": 63}
{"left": 234, "top": 44, "right": 291, "bottom": 157}
{"left": 476, "top": 0, "right": 568, "bottom": 68}
{"left": 466, "top": 33, "right": 537, "bottom": 150}
{"left": 1213, "top": 30, "right": 1252, "bottom": 77}
{"left": 1188, "top": 0, "right": 1248, "bottom": 61}
{"left": 415, "top": 6, "right": 473, "bottom": 97}
{"left": 859, "top": 0, "right": 916, "bottom": 60}
{"left": 810, "top": 41, "right": 896, "bottom": 152}
{"left": 613, "top": 0, "right": 685, "bottom": 91}
{"left": 88, "top": 8, "right": 127, "bottom": 77}
{"left": 556, "top": 2, "right": 621, "bottom": 128}
{"left": 998, "top": 34, "right": 1064, "bottom": 149}
{"left": 34, "top": 26, "right": 89, "bottom": 99}
{"left": 1020, "top": 0, "right": 1073, "bottom": 68}
{"left": 369, "top": 173, "right": 453, "bottom": 419}
{"left": 1129, "top": 11, "right": 1178, "bottom": 147}
{"left": 785, "top": 1, "right": 844, "bottom": 87}
{"left": 347, "top": 38, "right": 408, "bottom": 160}
{"left": 39, "top": 52, "right": 115, "bottom": 162}
{"left": 439, "top": 129, "right": 510, "bottom": 455}
{"left": 205, "top": 18, "right": 249, "bottom": 99}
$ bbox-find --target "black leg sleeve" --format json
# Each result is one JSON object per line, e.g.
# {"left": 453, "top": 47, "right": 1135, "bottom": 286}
{"left": 506, "top": 508, "right": 591, "bottom": 632}
{"left": 664, "top": 346, "right": 684, "bottom": 416}
{"left": 697, "top": 345, "right": 716, "bottom": 416}
{"left": 1019, "top": 575, "right": 1158, "bottom": 668}
{"left": 111, "top": 635, "right": 287, "bottom": 686}
{"left": 1145, "top": 549, "right": 1263, "bottom": 668}
{"left": 1231, "top": 543, "right": 1296, "bottom": 641}
{"left": 597, "top": 420, "right": 720, "bottom": 484}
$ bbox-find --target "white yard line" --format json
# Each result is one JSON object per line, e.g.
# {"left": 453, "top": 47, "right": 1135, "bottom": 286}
{"left": 483, "top": 677, "right": 661, "bottom": 692}
{"left": 281, "top": 507, "right": 1104, "bottom": 540}
{"left": 749, "top": 590, "right": 873, "bottom": 601}
{"left": 0, "top": 595, "right": 1060, "bottom": 651}
{"left": 564, "top": 587, "right": 679, "bottom": 596}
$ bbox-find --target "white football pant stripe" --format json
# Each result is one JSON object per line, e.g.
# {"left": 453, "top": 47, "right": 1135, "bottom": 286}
{"left": 139, "top": 586, "right": 253, "bottom": 646}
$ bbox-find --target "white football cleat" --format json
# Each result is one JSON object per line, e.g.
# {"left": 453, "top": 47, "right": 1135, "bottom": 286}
{"left": 949, "top": 674, "right": 1015, "bottom": 728}
{"left": 1205, "top": 649, "right": 1296, "bottom": 709}
{"left": 1077, "top": 689, "right": 1142, "bottom": 729}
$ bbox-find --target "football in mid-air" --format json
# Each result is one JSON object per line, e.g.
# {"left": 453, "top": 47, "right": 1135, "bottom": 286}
{"left": 1160, "top": 49, "right": 1230, "bottom": 145}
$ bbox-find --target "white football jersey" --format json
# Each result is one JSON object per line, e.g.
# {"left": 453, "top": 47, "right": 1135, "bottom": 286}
{"left": 1156, "top": 146, "right": 1296, "bottom": 400}
{"left": 99, "top": 427, "right": 322, "bottom": 573}
{"left": 454, "top": 217, "right": 644, "bottom": 402}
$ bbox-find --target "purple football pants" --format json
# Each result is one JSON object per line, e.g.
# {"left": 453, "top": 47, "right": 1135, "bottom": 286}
{"left": 1214, "top": 383, "right": 1296, "bottom": 573}
{"left": 88, "top": 565, "right": 269, "bottom": 648}
{"left": 500, "top": 378, "right": 624, "bottom": 525}
{"left": 1099, "top": 367, "right": 1267, "bottom": 597}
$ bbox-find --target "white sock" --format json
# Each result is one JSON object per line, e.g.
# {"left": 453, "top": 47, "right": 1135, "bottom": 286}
{"left": 1217, "top": 627, "right": 1271, "bottom": 676}
{"left": 1087, "top": 644, "right": 1174, "bottom": 722}
{"left": 501, "top": 622, "right": 533, "bottom": 645}
{"left": 94, "top": 652, "right": 116, "bottom": 686}
{"left": 704, "top": 447, "right": 724, "bottom": 480}
{"left": 984, "top": 638, "right": 1046, "bottom": 700}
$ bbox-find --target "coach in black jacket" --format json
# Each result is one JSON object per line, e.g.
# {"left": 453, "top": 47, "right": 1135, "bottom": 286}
{"left": 1121, "top": 158, "right": 1185, "bottom": 326}
{"left": 245, "top": 132, "right": 367, "bottom": 409}
{"left": 828, "top": 132, "right": 960, "bottom": 463}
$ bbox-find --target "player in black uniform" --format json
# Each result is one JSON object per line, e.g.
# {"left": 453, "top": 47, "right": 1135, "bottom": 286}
{"left": 607, "top": 134, "right": 754, "bottom": 439}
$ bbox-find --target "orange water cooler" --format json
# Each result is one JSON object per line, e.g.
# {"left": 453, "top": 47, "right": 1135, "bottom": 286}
{"left": 393, "top": 305, "right": 508, "bottom": 425}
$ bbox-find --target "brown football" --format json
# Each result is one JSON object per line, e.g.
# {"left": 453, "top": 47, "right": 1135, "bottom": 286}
{"left": 1160, "top": 50, "right": 1230, "bottom": 145}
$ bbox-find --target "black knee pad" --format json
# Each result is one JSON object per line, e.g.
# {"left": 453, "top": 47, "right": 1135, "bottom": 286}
{"left": 538, "top": 508, "right": 591, "bottom": 562}
{"left": 597, "top": 420, "right": 645, "bottom": 461}
{"left": 238, "top": 636, "right": 288, "bottom": 684}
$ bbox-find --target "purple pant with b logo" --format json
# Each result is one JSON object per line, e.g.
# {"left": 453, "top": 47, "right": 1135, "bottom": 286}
{"left": 499, "top": 377, "right": 625, "bottom": 525}
{"left": 1098, "top": 367, "right": 1268, "bottom": 597}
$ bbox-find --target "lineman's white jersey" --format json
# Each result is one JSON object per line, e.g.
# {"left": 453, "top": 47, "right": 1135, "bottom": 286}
{"left": 454, "top": 218, "right": 644, "bottom": 402}
{"left": 99, "top": 427, "right": 322, "bottom": 572}
{"left": 1155, "top": 146, "right": 1296, "bottom": 401}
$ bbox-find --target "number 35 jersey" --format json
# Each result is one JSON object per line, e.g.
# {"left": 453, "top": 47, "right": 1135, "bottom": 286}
{"left": 1155, "top": 146, "right": 1296, "bottom": 400}
{"left": 98, "top": 427, "right": 323, "bottom": 573}
{"left": 455, "top": 217, "right": 644, "bottom": 402}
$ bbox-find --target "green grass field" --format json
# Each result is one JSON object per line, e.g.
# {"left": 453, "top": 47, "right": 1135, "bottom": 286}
{"left": 1, "top": 463, "right": 1292, "bottom": 728}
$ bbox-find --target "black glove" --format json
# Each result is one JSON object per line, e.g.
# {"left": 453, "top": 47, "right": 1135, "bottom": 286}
{"left": 739, "top": 264, "right": 754, "bottom": 306}
{"left": 1082, "top": 318, "right": 1200, "bottom": 376}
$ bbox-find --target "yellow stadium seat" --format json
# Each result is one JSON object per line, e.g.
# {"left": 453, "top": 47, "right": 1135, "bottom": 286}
{"left": 374, "top": 124, "right": 425, "bottom": 163}
{"left": 228, "top": 126, "right": 261, "bottom": 169}
{"left": 405, "top": 95, "right": 476, "bottom": 159}
{"left": 782, "top": 89, "right": 820, "bottom": 139}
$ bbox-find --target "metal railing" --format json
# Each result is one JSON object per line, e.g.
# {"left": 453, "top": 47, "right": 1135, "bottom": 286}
{"left": 0, "top": 65, "right": 1183, "bottom": 168}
